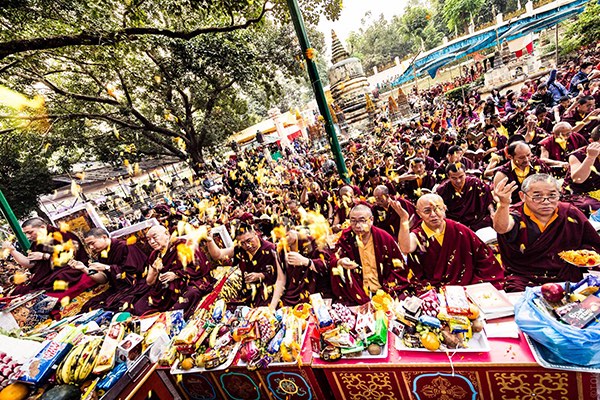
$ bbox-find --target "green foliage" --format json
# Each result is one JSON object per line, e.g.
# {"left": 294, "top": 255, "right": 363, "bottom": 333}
{"left": 0, "top": 133, "right": 53, "bottom": 218}
{"left": 444, "top": 84, "right": 471, "bottom": 102}
{"left": 442, "top": 0, "right": 485, "bottom": 34}
{"left": 0, "top": 0, "right": 342, "bottom": 58}
{"left": 560, "top": 1, "right": 600, "bottom": 56}
{"left": 0, "top": 0, "right": 335, "bottom": 187}
{"left": 347, "top": 7, "right": 443, "bottom": 73}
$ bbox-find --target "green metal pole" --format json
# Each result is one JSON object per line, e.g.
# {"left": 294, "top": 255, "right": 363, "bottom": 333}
{"left": 286, "top": 0, "right": 350, "bottom": 184}
{"left": 0, "top": 189, "right": 30, "bottom": 250}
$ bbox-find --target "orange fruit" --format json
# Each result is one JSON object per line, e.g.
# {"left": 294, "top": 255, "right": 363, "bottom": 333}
{"left": 466, "top": 303, "right": 480, "bottom": 320}
{"left": 180, "top": 357, "right": 194, "bottom": 370}
{"left": 421, "top": 331, "right": 440, "bottom": 351}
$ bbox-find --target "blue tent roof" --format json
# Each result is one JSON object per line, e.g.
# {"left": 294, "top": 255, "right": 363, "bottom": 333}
{"left": 391, "top": 0, "right": 593, "bottom": 86}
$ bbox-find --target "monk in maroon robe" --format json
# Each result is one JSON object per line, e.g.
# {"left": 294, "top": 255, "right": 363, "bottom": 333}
{"left": 330, "top": 205, "right": 409, "bottom": 305}
{"left": 7, "top": 218, "right": 94, "bottom": 301}
{"left": 74, "top": 228, "right": 149, "bottom": 312}
{"left": 133, "top": 226, "right": 215, "bottom": 318}
{"left": 562, "top": 129, "right": 600, "bottom": 215}
{"left": 436, "top": 163, "right": 494, "bottom": 231}
{"left": 398, "top": 158, "right": 437, "bottom": 203}
{"left": 494, "top": 174, "right": 600, "bottom": 292}
{"left": 372, "top": 185, "right": 419, "bottom": 238}
{"left": 206, "top": 223, "right": 284, "bottom": 308}
{"left": 539, "top": 122, "right": 587, "bottom": 169}
{"left": 396, "top": 194, "right": 503, "bottom": 293}
{"left": 279, "top": 230, "right": 332, "bottom": 306}
{"left": 493, "top": 141, "right": 551, "bottom": 204}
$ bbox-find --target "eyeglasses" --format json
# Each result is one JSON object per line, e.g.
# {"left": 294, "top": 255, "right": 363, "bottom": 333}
{"left": 349, "top": 218, "right": 371, "bottom": 225}
{"left": 418, "top": 205, "right": 444, "bottom": 215}
{"left": 524, "top": 193, "right": 560, "bottom": 204}
{"left": 238, "top": 236, "right": 256, "bottom": 247}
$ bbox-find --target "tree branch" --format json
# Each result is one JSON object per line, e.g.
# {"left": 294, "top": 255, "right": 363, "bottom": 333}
{"left": 0, "top": 2, "right": 272, "bottom": 59}
{"left": 21, "top": 67, "right": 120, "bottom": 106}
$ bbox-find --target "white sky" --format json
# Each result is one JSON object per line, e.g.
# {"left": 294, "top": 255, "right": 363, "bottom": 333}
{"left": 316, "top": 0, "right": 410, "bottom": 62}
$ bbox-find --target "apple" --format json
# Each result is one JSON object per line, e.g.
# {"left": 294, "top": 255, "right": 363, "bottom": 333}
{"left": 541, "top": 283, "right": 565, "bottom": 303}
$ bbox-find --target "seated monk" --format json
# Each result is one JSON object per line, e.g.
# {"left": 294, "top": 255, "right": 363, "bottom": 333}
{"left": 71, "top": 228, "right": 149, "bottom": 312}
{"left": 5, "top": 217, "right": 94, "bottom": 301}
{"left": 493, "top": 141, "right": 551, "bottom": 204}
{"left": 562, "top": 126, "right": 600, "bottom": 215}
{"left": 539, "top": 122, "right": 587, "bottom": 169}
{"left": 436, "top": 163, "right": 494, "bottom": 231}
{"left": 279, "top": 229, "right": 332, "bottom": 306}
{"left": 133, "top": 225, "right": 215, "bottom": 318}
{"left": 330, "top": 204, "right": 409, "bottom": 306}
{"left": 397, "top": 158, "right": 437, "bottom": 203}
{"left": 372, "top": 185, "right": 419, "bottom": 238}
{"left": 493, "top": 173, "right": 600, "bottom": 292}
{"left": 206, "top": 222, "right": 285, "bottom": 309}
{"left": 395, "top": 194, "right": 503, "bottom": 293}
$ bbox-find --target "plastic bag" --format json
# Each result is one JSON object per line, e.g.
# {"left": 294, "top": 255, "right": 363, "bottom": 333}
{"left": 515, "top": 286, "right": 600, "bottom": 366}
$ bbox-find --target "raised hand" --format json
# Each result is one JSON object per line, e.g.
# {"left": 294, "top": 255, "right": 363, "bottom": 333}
{"left": 493, "top": 177, "right": 518, "bottom": 206}
{"left": 587, "top": 142, "right": 600, "bottom": 159}
{"left": 390, "top": 200, "right": 410, "bottom": 221}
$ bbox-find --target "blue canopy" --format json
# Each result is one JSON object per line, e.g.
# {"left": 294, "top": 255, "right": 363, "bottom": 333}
{"left": 392, "top": 0, "right": 593, "bottom": 86}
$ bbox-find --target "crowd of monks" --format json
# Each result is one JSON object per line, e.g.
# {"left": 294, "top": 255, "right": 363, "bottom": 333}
{"left": 3, "top": 60, "right": 600, "bottom": 317}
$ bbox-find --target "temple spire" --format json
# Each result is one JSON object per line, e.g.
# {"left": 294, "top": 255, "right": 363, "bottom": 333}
{"left": 331, "top": 30, "right": 350, "bottom": 65}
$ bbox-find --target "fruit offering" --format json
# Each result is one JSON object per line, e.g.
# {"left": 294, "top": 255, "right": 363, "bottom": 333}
{"left": 559, "top": 249, "right": 600, "bottom": 267}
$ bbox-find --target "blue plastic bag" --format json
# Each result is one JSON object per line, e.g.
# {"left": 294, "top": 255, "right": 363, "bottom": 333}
{"left": 515, "top": 285, "right": 600, "bottom": 366}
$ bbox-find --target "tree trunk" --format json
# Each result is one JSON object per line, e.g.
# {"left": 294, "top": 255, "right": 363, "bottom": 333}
{"left": 189, "top": 147, "right": 205, "bottom": 177}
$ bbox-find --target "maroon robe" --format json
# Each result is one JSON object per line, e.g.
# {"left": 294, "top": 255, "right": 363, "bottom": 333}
{"left": 82, "top": 239, "right": 149, "bottom": 312}
{"left": 539, "top": 133, "right": 587, "bottom": 162}
{"left": 562, "top": 146, "right": 600, "bottom": 215}
{"left": 233, "top": 238, "right": 279, "bottom": 307}
{"left": 562, "top": 110, "right": 599, "bottom": 139}
{"left": 479, "top": 135, "right": 508, "bottom": 152}
{"left": 428, "top": 142, "right": 451, "bottom": 162}
{"left": 398, "top": 172, "right": 437, "bottom": 203}
{"left": 496, "top": 159, "right": 551, "bottom": 204}
{"left": 330, "top": 226, "right": 410, "bottom": 305}
{"left": 498, "top": 202, "right": 600, "bottom": 292}
{"left": 133, "top": 239, "right": 214, "bottom": 318}
{"left": 436, "top": 176, "right": 493, "bottom": 231}
{"left": 305, "top": 191, "right": 332, "bottom": 216}
{"left": 12, "top": 226, "right": 94, "bottom": 301}
{"left": 372, "top": 197, "right": 419, "bottom": 239}
{"left": 280, "top": 238, "right": 332, "bottom": 306}
{"left": 407, "top": 219, "right": 504, "bottom": 293}
{"left": 435, "top": 157, "right": 475, "bottom": 182}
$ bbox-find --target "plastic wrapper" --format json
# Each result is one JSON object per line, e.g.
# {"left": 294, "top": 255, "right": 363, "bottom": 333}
{"left": 572, "top": 275, "right": 600, "bottom": 296}
{"left": 355, "top": 303, "right": 376, "bottom": 340}
{"left": 444, "top": 286, "right": 470, "bottom": 315}
{"left": 167, "top": 310, "right": 186, "bottom": 337}
{"left": 419, "top": 289, "right": 441, "bottom": 317}
{"left": 267, "top": 327, "right": 286, "bottom": 354}
{"left": 331, "top": 303, "right": 355, "bottom": 330}
{"left": 419, "top": 315, "right": 441, "bottom": 329}
{"left": 19, "top": 341, "right": 72, "bottom": 385}
{"left": 232, "top": 324, "right": 259, "bottom": 343}
{"left": 310, "top": 294, "right": 333, "bottom": 331}
{"left": 366, "top": 310, "right": 388, "bottom": 346}
{"left": 322, "top": 327, "right": 356, "bottom": 348}
{"left": 93, "top": 322, "right": 125, "bottom": 374}
{"left": 212, "top": 299, "right": 226, "bottom": 323}
{"left": 97, "top": 362, "right": 127, "bottom": 391}
{"left": 240, "top": 341, "right": 260, "bottom": 363}
{"left": 516, "top": 286, "right": 600, "bottom": 366}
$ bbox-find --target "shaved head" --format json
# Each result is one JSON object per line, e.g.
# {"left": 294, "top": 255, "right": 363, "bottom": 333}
{"left": 416, "top": 193, "right": 444, "bottom": 209}
{"left": 146, "top": 225, "right": 170, "bottom": 251}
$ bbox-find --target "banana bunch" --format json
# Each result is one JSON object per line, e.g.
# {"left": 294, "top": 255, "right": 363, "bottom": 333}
{"left": 217, "top": 269, "right": 243, "bottom": 302}
{"left": 56, "top": 337, "right": 103, "bottom": 384}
